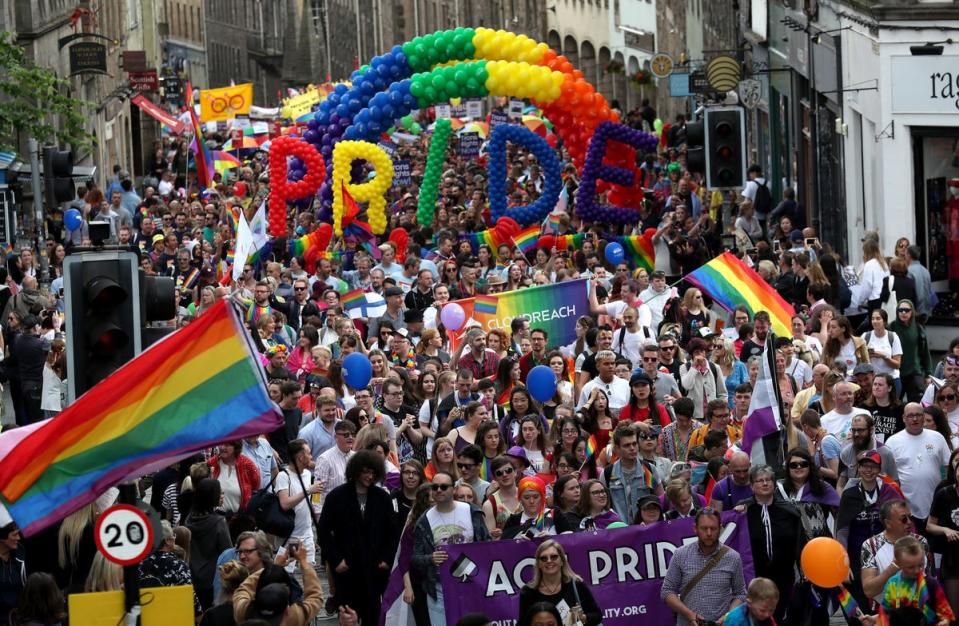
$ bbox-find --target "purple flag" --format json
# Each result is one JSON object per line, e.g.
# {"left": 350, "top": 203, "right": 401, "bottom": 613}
{"left": 741, "top": 335, "right": 783, "bottom": 457}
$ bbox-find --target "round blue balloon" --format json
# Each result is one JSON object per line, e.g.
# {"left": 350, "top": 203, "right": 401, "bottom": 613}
{"left": 605, "top": 242, "right": 625, "bottom": 265}
{"left": 64, "top": 208, "right": 82, "bottom": 231}
{"left": 342, "top": 352, "right": 372, "bottom": 390}
{"left": 527, "top": 365, "right": 557, "bottom": 403}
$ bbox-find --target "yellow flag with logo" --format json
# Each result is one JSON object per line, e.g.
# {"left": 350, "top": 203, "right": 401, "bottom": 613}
{"left": 199, "top": 84, "right": 253, "bottom": 122}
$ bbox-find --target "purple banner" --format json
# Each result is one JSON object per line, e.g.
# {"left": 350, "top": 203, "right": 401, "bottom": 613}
{"left": 438, "top": 512, "right": 754, "bottom": 625}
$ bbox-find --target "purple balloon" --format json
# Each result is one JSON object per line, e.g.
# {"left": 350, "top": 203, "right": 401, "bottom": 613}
{"left": 440, "top": 303, "right": 466, "bottom": 331}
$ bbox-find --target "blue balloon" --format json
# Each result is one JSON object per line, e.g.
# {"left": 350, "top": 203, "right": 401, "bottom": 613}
{"left": 64, "top": 208, "right": 82, "bottom": 231}
{"left": 605, "top": 242, "right": 625, "bottom": 265}
{"left": 343, "top": 352, "right": 372, "bottom": 390}
{"left": 527, "top": 365, "right": 557, "bottom": 403}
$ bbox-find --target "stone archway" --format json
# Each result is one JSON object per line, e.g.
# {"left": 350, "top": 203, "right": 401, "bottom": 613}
{"left": 563, "top": 34, "right": 579, "bottom": 68}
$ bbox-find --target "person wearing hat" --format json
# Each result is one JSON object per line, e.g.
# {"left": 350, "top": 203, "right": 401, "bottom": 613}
{"left": 367, "top": 285, "right": 406, "bottom": 340}
{"left": 233, "top": 548, "right": 324, "bottom": 626}
{"left": 388, "top": 327, "right": 417, "bottom": 371}
{"left": 485, "top": 272, "right": 507, "bottom": 294}
{"left": 502, "top": 476, "right": 563, "bottom": 539}
{"left": 635, "top": 494, "right": 664, "bottom": 527}
{"left": 11, "top": 312, "right": 49, "bottom": 425}
{"left": 836, "top": 449, "right": 909, "bottom": 608}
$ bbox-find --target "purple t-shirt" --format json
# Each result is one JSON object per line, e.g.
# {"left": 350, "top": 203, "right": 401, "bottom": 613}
{"left": 710, "top": 477, "right": 753, "bottom": 509}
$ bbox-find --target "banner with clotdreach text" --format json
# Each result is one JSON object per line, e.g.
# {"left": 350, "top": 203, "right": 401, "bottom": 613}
{"left": 439, "top": 512, "right": 754, "bottom": 625}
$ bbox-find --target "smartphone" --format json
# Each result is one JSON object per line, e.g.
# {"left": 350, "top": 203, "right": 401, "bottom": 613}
{"left": 287, "top": 540, "right": 300, "bottom": 553}
{"left": 772, "top": 240, "right": 781, "bottom": 253}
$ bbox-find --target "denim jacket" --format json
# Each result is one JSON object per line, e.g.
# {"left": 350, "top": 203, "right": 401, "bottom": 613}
{"left": 605, "top": 459, "right": 655, "bottom": 523}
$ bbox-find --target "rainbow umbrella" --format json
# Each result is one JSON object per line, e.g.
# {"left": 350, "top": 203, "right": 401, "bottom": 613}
{"left": 521, "top": 115, "right": 552, "bottom": 138}
{"left": 458, "top": 121, "right": 489, "bottom": 139}
{"left": 222, "top": 135, "right": 265, "bottom": 150}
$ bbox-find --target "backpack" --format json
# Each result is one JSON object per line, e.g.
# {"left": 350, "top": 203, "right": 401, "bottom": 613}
{"left": 753, "top": 179, "right": 772, "bottom": 215}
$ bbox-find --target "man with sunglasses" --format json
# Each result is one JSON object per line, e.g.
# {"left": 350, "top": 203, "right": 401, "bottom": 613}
{"left": 641, "top": 344, "right": 681, "bottom": 404}
{"left": 861, "top": 499, "right": 930, "bottom": 603}
{"left": 922, "top": 354, "right": 959, "bottom": 407}
{"left": 314, "top": 421, "right": 357, "bottom": 514}
{"left": 413, "top": 472, "right": 491, "bottom": 626}
{"left": 456, "top": 445, "right": 490, "bottom": 502}
{"left": 886, "top": 403, "right": 951, "bottom": 533}
{"left": 288, "top": 279, "right": 320, "bottom": 332}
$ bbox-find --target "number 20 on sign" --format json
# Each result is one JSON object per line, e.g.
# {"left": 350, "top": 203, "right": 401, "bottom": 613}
{"left": 94, "top": 504, "right": 154, "bottom": 566}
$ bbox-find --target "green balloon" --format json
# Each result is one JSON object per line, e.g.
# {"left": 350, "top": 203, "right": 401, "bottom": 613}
{"left": 410, "top": 122, "right": 422, "bottom": 134}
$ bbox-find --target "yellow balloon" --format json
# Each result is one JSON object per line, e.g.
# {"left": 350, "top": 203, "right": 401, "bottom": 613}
{"left": 331, "top": 141, "right": 394, "bottom": 236}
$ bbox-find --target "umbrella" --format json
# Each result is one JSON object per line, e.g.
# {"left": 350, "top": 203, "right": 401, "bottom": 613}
{"left": 222, "top": 135, "right": 265, "bottom": 150}
{"left": 521, "top": 115, "right": 552, "bottom": 138}
{"left": 458, "top": 121, "right": 489, "bottom": 139}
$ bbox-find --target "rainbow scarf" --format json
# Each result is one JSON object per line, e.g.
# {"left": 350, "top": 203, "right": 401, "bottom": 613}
{"left": 177, "top": 268, "right": 200, "bottom": 292}
{"left": 880, "top": 572, "right": 953, "bottom": 625}
{"left": 642, "top": 462, "right": 654, "bottom": 489}
{"left": 837, "top": 585, "right": 860, "bottom": 620}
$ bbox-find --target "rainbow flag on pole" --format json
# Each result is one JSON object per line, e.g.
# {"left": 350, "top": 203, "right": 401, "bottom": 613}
{"left": 212, "top": 150, "right": 242, "bottom": 176}
{"left": 184, "top": 82, "right": 215, "bottom": 189}
{"left": 836, "top": 585, "right": 861, "bottom": 620}
{"left": 512, "top": 226, "right": 541, "bottom": 254}
{"left": 0, "top": 300, "right": 282, "bottom": 535}
{"left": 583, "top": 434, "right": 600, "bottom": 460}
{"left": 685, "top": 251, "right": 796, "bottom": 337}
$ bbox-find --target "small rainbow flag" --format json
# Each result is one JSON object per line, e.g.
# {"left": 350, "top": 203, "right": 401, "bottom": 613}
{"left": 474, "top": 293, "right": 498, "bottom": 315}
{"left": 583, "top": 434, "right": 600, "bottom": 460}
{"left": 341, "top": 288, "right": 368, "bottom": 311}
{"left": 642, "top": 462, "right": 655, "bottom": 489}
{"left": 512, "top": 226, "right": 540, "bottom": 254}
{"left": 543, "top": 212, "right": 562, "bottom": 234}
{"left": 837, "top": 585, "right": 861, "bottom": 620}
{"left": 616, "top": 234, "right": 656, "bottom": 272}
{"left": 0, "top": 301, "right": 282, "bottom": 535}
{"left": 685, "top": 252, "right": 796, "bottom": 337}
{"left": 212, "top": 150, "right": 242, "bottom": 176}
{"left": 1, "top": 243, "right": 14, "bottom": 260}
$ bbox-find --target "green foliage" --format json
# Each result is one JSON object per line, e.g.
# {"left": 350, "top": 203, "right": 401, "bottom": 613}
{"left": 0, "top": 31, "right": 95, "bottom": 152}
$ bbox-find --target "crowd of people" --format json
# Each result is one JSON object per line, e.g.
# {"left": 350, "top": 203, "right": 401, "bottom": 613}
{"left": 0, "top": 97, "right": 953, "bottom": 626}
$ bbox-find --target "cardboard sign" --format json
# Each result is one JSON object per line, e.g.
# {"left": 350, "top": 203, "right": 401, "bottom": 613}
{"left": 466, "top": 99, "right": 484, "bottom": 119}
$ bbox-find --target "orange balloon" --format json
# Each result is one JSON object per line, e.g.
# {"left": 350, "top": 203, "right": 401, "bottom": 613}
{"left": 800, "top": 537, "right": 849, "bottom": 588}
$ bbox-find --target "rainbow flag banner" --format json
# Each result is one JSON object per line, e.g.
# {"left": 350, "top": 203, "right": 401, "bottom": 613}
{"left": 685, "top": 251, "right": 796, "bottom": 337}
{"left": 614, "top": 233, "right": 655, "bottom": 272}
{"left": 512, "top": 226, "right": 541, "bottom": 255}
{"left": 0, "top": 300, "right": 282, "bottom": 535}
{"left": 212, "top": 150, "right": 242, "bottom": 175}
{"left": 448, "top": 279, "right": 589, "bottom": 353}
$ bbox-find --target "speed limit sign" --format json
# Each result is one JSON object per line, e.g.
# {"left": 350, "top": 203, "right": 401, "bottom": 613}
{"left": 94, "top": 504, "right": 154, "bottom": 566}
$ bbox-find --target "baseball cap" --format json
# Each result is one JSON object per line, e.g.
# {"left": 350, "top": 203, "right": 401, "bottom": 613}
{"left": 391, "top": 327, "right": 409, "bottom": 339}
{"left": 629, "top": 372, "right": 653, "bottom": 387}
{"left": 252, "top": 582, "right": 290, "bottom": 625}
{"left": 857, "top": 450, "right": 882, "bottom": 466}
{"left": 638, "top": 495, "right": 662, "bottom": 510}
{"left": 152, "top": 234, "right": 165, "bottom": 244}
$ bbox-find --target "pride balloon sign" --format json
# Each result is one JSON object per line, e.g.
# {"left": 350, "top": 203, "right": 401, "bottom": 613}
{"left": 270, "top": 27, "right": 660, "bottom": 230}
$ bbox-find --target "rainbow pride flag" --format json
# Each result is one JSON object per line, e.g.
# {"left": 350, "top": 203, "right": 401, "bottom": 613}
{"left": 685, "top": 251, "right": 796, "bottom": 337}
{"left": 0, "top": 300, "right": 281, "bottom": 535}
{"left": 1, "top": 243, "right": 13, "bottom": 260}
{"left": 212, "top": 150, "right": 242, "bottom": 176}
{"left": 642, "top": 462, "right": 654, "bottom": 488}
{"left": 837, "top": 585, "right": 861, "bottom": 620}
{"left": 341, "top": 288, "right": 369, "bottom": 311}
{"left": 512, "top": 226, "right": 541, "bottom": 254}
{"left": 615, "top": 234, "right": 655, "bottom": 272}
{"left": 583, "top": 434, "right": 600, "bottom": 460}
{"left": 539, "top": 233, "right": 585, "bottom": 251}
{"left": 543, "top": 212, "right": 562, "bottom": 234}
{"left": 474, "top": 293, "right": 498, "bottom": 315}
{"left": 184, "top": 82, "right": 215, "bottom": 189}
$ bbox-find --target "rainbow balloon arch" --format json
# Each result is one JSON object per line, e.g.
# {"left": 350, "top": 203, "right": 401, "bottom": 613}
{"left": 268, "top": 28, "right": 661, "bottom": 241}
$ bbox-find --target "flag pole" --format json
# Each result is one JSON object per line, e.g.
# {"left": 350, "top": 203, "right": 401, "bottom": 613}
{"left": 766, "top": 332, "right": 787, "bottom": 474}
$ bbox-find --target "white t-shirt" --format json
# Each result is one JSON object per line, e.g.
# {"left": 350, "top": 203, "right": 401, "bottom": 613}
{"left": 426, "top": 501, "right": 474, "bottom": 546}
{"left": 866, "top": 330, "right": 903, "bottom": 378}
{"left": 605, "top": 300, "right": 653, "bottom": 332}
{"left": 612, "top": 325, "right": 653, "bottom": 368}
{"left": 947, "top": 407, "right": 959, "bottom": 449}
{"left": 885, "top": 429, "right": 951, "bottom": 518}
{"left": 820, "top": 408, "right": 867, "bottom": 444}
{"left": 524, "top": 448, "right": 546, "bottom": 473}
{"left": 838, "top": 340, "right": 859, "bottom": 375}
{"left": 276, "top": 468, "right": 315, "bottom": 542}
{"left": 785, "top": 357, "right": 813, "bottom": 389}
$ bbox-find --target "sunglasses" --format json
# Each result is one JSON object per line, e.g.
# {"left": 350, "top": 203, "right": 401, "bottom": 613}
{"left": 494, "top": 467, "right": 514, "bottom": 477}
{"left": 788, "top": 461, "right": 810, "bottom": 469}
{"left": 897, "top": 308, "right": 912, "bottom": 314}
{"left": 294, "top": 287, "right": 307, "bottom": 291}
{"left": 430, "top": 483, "right": 452, "bottom": 491}
{"left": 456, "top": 463, "right": 476, "bottom": 470}
{"left": 638, "top": 433, "right": 657, "bottom": 441}
{"left": 538, "top": 554, "right": 561, "bottom": 563}
{"left": 642, "top": 357, "right": 659, "bottom": 363}
{"left": 941, "top": 394, "right": 958, "bottom": 402}
{"left": 659, "top": 346, "right": 675, "bottom": 351}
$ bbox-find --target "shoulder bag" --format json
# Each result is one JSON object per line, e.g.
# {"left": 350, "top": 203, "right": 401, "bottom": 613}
{"left": 682, "top": 545, "right": 730, "bottom": 598}
{"left": 245, "top": 470, "right": 295, "bottom": 541}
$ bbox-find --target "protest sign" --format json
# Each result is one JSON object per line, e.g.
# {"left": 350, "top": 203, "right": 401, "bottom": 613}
{"left": 459, "top": 132, "right": 482, "bottom": 158}
{"left": 490, "top": 110, "right": 509, "bottom": 130}
{"left": 377, "top": 140, "right": 397, "bottom": 158}
{"left": 448, "top": 279, "right": 588, "bottom": 353}
{"left": 68, "top": 585, "right": 194, "bottom": 625}
{"left": 393, "top": 159, "right": 411, "bottom": 187}
{"left": 466, "top": 98, "right": 484, "bottom": 119}
{"left": 508, "top": 98, "right": 524, "bottom": 120}
{"left": 199, "top": 83, "right": 253, "bottom": 122}
{"left": 435, "top": 103, "right": 452, "bottom": 119}
{"left": 439, "top": 512, "right": 754, "bottom": 625}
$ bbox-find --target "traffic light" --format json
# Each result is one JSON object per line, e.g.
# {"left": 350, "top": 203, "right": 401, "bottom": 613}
{"left": 64, "top": 251, "right": 176, "bottom": 401}
{"left": 685, "top": 120, "right": 705, "bottom": 174}
{"left": 704, "top": 106, "right": 746, "bottom": 189}
{"left": 42, "top": 147, "right": 74, "bottom": 209}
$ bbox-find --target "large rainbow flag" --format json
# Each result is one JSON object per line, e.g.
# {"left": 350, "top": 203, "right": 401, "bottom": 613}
{"left": 685, "top": 251, "right": 795, "bottom": 337}
{"left": 613, "top": 232, "right": 655, "bottom": 272}
{"left": 0, "top": 300, "right": 282, "bottom": 535}
{"left": 185, "top": 82, "right": 215, "bottom": 189}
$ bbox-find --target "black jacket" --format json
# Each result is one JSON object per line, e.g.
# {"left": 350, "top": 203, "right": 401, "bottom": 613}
{"left": 318, "top": 483, "right": 398, "bottom": 575}
{"left": 185, "top": 512, "right": 231, "bottom": 592}
{"left": 288, "top": 299, "right": 321, "bottom": 331}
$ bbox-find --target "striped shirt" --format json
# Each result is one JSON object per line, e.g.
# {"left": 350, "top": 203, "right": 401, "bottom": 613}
{"left": 660, "top": 541, "right": 747, "bottom": 625}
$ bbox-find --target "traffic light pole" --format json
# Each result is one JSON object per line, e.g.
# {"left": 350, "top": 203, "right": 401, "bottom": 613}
{"left": 27, "top": 138, "right": 49, "bottom": 287}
